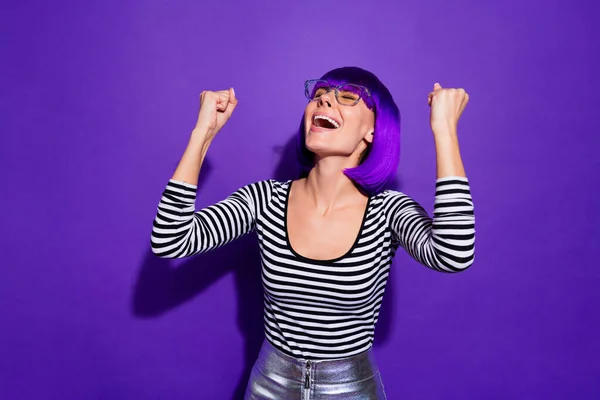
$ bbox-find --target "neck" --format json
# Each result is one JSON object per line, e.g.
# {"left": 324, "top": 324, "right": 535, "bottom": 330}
{"left": 301, "top": 156, "right": 364, "bottom": 214}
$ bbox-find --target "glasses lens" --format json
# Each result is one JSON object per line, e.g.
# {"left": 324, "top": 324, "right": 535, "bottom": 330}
{"left": 305, "top": 80, "right": 330, "bottom": 100}
{"left": 336, "top": 84, "right": 364, "bottom": 105}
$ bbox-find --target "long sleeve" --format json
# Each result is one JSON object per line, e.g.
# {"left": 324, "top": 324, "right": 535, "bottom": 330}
{"left": 151, "top": 179, "right": 273, "bottom": 258}
{"left": 383, "top": 176, "right": 475, "bottom": 272}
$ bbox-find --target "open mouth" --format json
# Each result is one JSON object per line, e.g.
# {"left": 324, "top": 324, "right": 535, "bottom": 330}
{"left": 312, "top": 114, "right": 341, "bottom": 129}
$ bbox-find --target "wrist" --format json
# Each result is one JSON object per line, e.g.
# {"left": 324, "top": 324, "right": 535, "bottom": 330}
{"left": 188, "top": 130, "right": 212, "bottom": 153}
{"left": 431, "top": 121, "right": 458, "bottom": 136}
{"left": 190, "top": 127, "right": 214, "bottom": 142}
{"left": 191, "top": 126, "right": 213, "bottom": 138}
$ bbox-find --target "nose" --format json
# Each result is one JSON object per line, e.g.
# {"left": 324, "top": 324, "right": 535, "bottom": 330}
{"left": 317, "top": 90, "right": 334, "bottom": 107}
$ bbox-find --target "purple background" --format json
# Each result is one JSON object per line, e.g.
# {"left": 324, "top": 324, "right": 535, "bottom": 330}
{"left": 1, "top": 0, "right": 598, "bottom": 399}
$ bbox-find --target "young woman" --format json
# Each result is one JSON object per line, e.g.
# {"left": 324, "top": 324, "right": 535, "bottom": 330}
{"left": 151, "top": 67, "right": 475, "bottom": 399}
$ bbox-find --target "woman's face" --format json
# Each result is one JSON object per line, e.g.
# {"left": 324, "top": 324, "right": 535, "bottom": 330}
{"left": 303, "top": 84, "right": 375, "bottom": 164}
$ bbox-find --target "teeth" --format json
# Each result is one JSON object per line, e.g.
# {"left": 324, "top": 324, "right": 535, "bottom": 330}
{"left": 314, "top": 115, "right": 340, "bottom": 128}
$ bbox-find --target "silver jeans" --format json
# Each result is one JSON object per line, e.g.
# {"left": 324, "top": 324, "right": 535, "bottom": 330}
{"left": 244, "top": 339, "right": 387, "bottom": 399}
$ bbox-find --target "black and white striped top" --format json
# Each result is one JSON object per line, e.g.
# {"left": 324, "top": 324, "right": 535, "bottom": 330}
{"left": 151, "top": 177, "right": 475, "bottom": 360}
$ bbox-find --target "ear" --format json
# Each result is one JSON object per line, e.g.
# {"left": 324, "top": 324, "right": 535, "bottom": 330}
{"left": 363, "top": 131, "right": 374, "bottom": 144}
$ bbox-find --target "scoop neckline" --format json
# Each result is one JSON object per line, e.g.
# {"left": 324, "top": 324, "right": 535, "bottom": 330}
{"left": 282, "top": 180, "right": 371, "bottom": 265}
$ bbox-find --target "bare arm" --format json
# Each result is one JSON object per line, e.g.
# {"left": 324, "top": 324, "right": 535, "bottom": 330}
{"left": 172, "top": 88, "right": 237, "bottom": 185}
{"left": 434, "top": 127, "right": 466, "bottom": 179}
{"left": 428, "top": 83, "right": 469, "bottom": 179}
{"left": 171, "top": 132, "right": 212, "bottom": 186}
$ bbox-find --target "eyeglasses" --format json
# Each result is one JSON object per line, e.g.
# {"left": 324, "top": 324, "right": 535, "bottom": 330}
{"left": 304, "top": 79, "right": 372, "bottom": 106}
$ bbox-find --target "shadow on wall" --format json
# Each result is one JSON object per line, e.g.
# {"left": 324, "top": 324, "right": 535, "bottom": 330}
{"left": 132, "top": 133, "right": 398, "bottom": 400}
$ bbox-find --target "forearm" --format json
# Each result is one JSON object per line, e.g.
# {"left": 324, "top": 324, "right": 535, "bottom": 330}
{"left": 433, "top": 125, "right": 466, "bottom": 179}
{"left": 171, "top": 129, "right": 212, "bottom": 186}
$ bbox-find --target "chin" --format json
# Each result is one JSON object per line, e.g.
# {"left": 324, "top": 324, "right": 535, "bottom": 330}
{"left": 305, "top": 140, "right": 332, "bottom": 157}
{"left": 305, "top": 141, "right": 328, "bottom": 156}
{"left": 305, "top": 140, "right": 350, "bottom": 160}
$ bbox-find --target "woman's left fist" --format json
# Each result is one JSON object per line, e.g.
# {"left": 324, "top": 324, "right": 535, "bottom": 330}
{"left": 428, "top": 83, "right": 469, "bottom": 131}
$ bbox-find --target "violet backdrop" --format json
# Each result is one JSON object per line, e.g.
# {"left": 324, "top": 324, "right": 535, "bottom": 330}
{"left": 1, "top": 0, "right": 598, "bottom": 399}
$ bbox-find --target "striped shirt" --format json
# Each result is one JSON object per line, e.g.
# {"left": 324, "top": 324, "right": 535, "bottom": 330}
{"left": 151, "top": 177, "right": 475, "bottom": 360}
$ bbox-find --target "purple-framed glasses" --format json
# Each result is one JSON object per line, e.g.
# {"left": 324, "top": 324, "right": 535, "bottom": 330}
{"left": 304, "top": 79, "right": 372, "bottom": 106}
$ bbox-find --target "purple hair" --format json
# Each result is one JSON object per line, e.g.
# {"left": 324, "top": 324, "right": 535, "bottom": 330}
{"left": 297, "top": 66, "right": 401, "bottom": 196}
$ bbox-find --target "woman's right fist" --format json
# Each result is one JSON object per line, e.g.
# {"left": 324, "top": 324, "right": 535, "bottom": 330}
{"left": 194, "top": 88, "right": 238, "bottom": 139}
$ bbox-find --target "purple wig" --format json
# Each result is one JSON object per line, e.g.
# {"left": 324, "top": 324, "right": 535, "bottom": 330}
{"left": 297, "top": 66, "right": 401, "bottom": 196}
